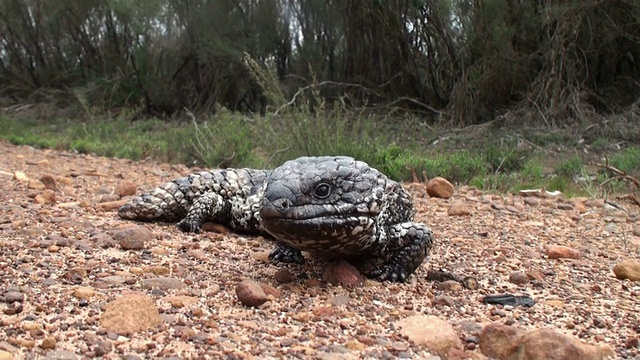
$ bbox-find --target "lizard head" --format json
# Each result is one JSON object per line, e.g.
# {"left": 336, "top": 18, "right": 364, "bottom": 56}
{"left": 259, "top": 156, "right": 406, "bottom": 254}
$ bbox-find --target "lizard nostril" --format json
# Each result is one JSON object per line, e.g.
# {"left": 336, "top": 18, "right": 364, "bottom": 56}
{"left": 275, "top": 198, "right": 291, "bottom": 210}
{"left": 259, "top": 198, "right": 292, "bottom": 219}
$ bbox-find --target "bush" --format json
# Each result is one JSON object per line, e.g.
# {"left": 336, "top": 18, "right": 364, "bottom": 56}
{"left": 421, "top": 151, "right": 487, "bottom": 184}
{"left": 609, "top": 147, "right": 640, "bottom": 175}
{"left": 190, "top": 109, "right": 263, "bottom": 169}
{"left": 483, "top": 142, "right": 530, "bottom": 173}
{"left": 555, "top": 155, "right": 583, "bottom": 177}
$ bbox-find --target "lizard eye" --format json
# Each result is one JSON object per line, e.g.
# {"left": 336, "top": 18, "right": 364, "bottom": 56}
{"left": 313, "top": 183, "right": 332, "bottom": 199}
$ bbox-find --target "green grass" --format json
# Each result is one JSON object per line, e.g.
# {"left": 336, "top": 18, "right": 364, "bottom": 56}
{"left": 555, "top": 155, "right": 583, "bottom": 177}
{"left": 609, "top": 147, "right": 640, "bottom": 175}
{"left": 590, "top": 137, "right": 610, "bottom": 152}
{"left": 1, "top": 111, "right": 637, "bottom": 198}
{"left": 528, "top": 132, "right": 578, "bottom": 147}
{"left": 482, "top": 141, "right": 531, "bottom": 173}
{"left": 0, "top": 115, "right": 195, "bottom": 163}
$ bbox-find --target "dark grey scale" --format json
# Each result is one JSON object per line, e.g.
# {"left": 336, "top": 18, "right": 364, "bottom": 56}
{"left": 118, "top": 156, "right": 434, "bottom": 282}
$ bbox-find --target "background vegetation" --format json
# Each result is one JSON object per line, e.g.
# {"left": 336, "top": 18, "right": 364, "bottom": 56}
{"left": 1, "top": 0, "right": 639, "bottom": 122}
{"left": 0, "top": 0, "right": 639, "bottom": 196}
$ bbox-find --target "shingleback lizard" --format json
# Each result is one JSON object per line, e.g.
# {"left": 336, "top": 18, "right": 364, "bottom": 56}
{"left": 118, "top": 156, "right": 434, "bottom": 282}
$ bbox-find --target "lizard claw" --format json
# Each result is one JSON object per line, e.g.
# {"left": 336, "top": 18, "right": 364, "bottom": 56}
{"left": 367, "top": 265, "right": 408, "bottom": 283}
{"left": 269, "top": 243, "right": 305, "bottom": 264}
{"left": 177, "top": 219, "right": 202, "bottom": 233}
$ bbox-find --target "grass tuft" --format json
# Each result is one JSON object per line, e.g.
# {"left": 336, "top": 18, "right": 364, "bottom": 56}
{"left": 609, "top": 147, "right": 640, "bottom": 175}
{"left": 1, "top": 108, "right": 637, "bottom": 199}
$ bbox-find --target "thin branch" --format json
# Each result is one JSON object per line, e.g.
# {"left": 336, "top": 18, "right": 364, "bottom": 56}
{"left": 273, "top": 80, "right": 385, "bottom": 116}
{"left": 588, "top": 159, "right": 640, "bottom": 188}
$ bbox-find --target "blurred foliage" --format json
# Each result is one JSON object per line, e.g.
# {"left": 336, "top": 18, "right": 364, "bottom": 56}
{"left": 0, "top": 0, "right": 638, "bottom": 125}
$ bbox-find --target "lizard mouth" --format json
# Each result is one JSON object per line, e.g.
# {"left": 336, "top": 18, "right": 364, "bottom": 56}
{"left": 259, "top": 202, "right": 376, "bottom": 248}
{"left": 259, "top": 201, "right": 377, "bottom": 221}
{"left": 264, "top": 214, "right": 367, "bottom": 227}
{"left": 261, "top": 213, "right": 377, "bottom": 254}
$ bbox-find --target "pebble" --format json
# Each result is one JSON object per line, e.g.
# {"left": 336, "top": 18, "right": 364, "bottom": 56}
{"left": 97, "top": 276, "right": 127, "bottom": 286}
{"left": 13, "top": 171, "right": 28, "bottom": 181}
{"left": 100, "top": 294, "right": 162, "bottom": 335}
{"left": 63, "top": 267, "right": 88, "bottom": 283}
{"left": 72, "top": 287, "right": 96, "bottom": 299}
{"left": 557, "top": 203, "right": 574, "bottom": 210}
{"left": 114, "top": 180, "right": 137, "bottom": 197}
{"left": 612, "top": 259, "right": 640, "bottom": 281}
{"left": 22, "top": 322, "right": 41, "bottom": 331}
{"left": 143, "top": 266, "right": 170, "bottom": 276}
{"left": 34, "top": 190, "right": 56, "bottom": 204}
{"left": 457, "top": 320, "right": 483, "bottom": 334}
{"left": 99, "top": 194, "right": 121, "bottom": 203}
{"left": 479, "top": 323, "right": 526, "bottom": 359}
{"left": 129, "top": 267, "right": 143, "bottom": 275}
{"left": 434, "top": 296, "right": 455, "bottom": 307}
{"left": 390, "top": 342, "right": 409, "bottom": 351}
{"left": 94, "top": 340, "right": 113, "bottom": 356}
{"left": 546, "top": 245, "right": 581, "bottom": 259}
{"left": 112, "top": 226, "right": 154, "bottom": 250}
{"left": 448, "top": 202, "right": 471, "bottom": 216}
{"left": 4, "top": 291, "right": 24, "bottom": 303}
{"left": 39, "top": 175, "right": 58, "bottom": 191}
{"left": 508, "top": 271, "right": 530, "bottom": 285}
{"left": 163, "top": 296, "right": 199, "bottom": 308}
{"left": 395, "top": 315, "right": 462, "bottom": 356}
{"left": 141, "top": 277, "right": 187, "bottom": 290}
{"left": 274, "top": 268, "right": 294, "bottom": 284}
{"left": 462, "top": 276, "right": 479, "bottom": 290}
{"left": 426, "top": 177, "right": 455, "bottom": 199}
{"left": 479, "top": 323, "right": 615, "bottom": 360}
{"left": 235, "top": 279, "right": 268, "bottom": 307}
{"left": 40, "top": 335, "right": 57, "bottom": 349}
{"left": 260, "top": 283, "right": 280, "bottom": 299}
{"left": 322, "top": 260, "right": 364, "bottom": 286}
{"left": 28, "top": 179, "right": 45, "bottom": 190}
{"left": 506, "top": 205, "right": 522, "bottom": 214}
{"left": 525, "top": 269, "right": 545, "bottom": 281}
{"left": 121, "top": 355, "right": 142, "bottom": 360}
{"left": 97, "top": 200, "right": 127, "bottom": 211}
{"left": 8, "top": 337, "right": 35, "bottom": 348}
{"left": 438, "top": 280, "right": 463, "bottom": 292}
{"left": 44, "top": 350, "right": 78, "bottom": 360}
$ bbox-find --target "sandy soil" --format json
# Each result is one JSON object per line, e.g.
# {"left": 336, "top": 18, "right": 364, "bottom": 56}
{"left": 0, "top": 140, "right": 638, "bottom": 359}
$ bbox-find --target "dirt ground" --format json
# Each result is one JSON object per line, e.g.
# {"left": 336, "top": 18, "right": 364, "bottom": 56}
{"left": 0, "top": 140, "right": 639, "bottom": 359}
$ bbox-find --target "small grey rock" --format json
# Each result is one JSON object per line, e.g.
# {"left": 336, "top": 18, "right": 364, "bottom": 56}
{"left": 112, "top": 226, "right": 153, "bottom": 250}
{"left": 44, "top": 350, "right": 78, "bottom": 360}
{"left": 509, "top": 271, "right": 530, "bottom": 285}
{"left": 4, "top": 291, "right": 24, "bottom": 303}
{"left": 142, "top": 277, "right": 187, "bottom": 290}
{"left": 235, "top": 279, "right": 268, "bottom": 307}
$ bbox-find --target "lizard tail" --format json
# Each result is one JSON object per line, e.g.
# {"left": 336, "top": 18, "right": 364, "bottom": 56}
{"left": 117, "top": 181, "right": 189, "bottom": 221}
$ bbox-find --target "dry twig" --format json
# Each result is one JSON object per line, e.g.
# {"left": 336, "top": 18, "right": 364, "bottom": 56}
{"left": 588, "top": 157, "right": 640, "bottom": 207}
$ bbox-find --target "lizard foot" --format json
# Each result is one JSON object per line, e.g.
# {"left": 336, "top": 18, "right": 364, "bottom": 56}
{"left": 365, "top": 264, "right": 409, "bottom": 283}
{"left": 177, "top": 219, "right": 202, "bottom": 233}
{"left": 269, "top": 243, "right": 305, "bottom": 264}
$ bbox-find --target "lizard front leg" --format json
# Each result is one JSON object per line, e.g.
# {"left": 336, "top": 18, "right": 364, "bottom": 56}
{"left": 358, "top": 223, "right": 433, "bottom": 282}
{"left": 177, "top": 191, "right": 229, "bottom": 233}
{"left": 269, "top": 242, "right": 305, "bottom": 264}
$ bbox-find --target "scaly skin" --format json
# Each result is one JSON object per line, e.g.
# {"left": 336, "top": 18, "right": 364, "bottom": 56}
{"left": 118, "top": 156, "right": 434, "bottom": 282}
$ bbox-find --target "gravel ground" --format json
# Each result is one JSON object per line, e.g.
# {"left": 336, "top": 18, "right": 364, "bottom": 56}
{"left": 0, "top": 141, "right": 639, "bottom": 359}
